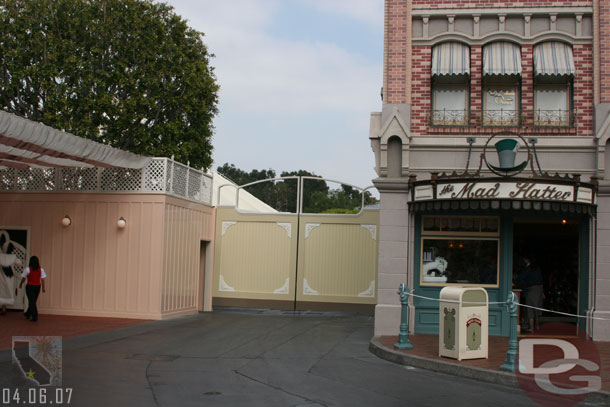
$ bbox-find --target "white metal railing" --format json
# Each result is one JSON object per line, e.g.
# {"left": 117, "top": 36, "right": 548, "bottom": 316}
{"left": 0, "top": 157, "right": 213, "bottom": 205}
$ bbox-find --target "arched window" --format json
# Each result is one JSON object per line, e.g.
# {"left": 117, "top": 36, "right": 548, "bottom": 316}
{"left": 482, "top": 42, "right": 521, "bottom": 126}
{"left": 431, "top": 42, "right": 470, "bottom": 126}
{"left": 533, "top": 42, "right": 574, "bottom": 127}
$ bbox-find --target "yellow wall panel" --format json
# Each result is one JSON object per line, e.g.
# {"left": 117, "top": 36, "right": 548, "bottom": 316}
{"left": 297, "top": 222, "right": 377, "bottom": 304}
{"left": 215, "top": 220, "right": 294, "bottom": 298}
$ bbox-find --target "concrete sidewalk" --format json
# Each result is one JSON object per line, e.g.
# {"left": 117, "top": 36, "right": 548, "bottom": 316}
{"left": 369, "top": 333, "right": 610, "bottom": 405}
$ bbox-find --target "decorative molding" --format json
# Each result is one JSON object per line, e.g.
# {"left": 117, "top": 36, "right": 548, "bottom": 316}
{"left": 358, "top": 281, "right": 376, "bottom": 298}
{"left": 412, "top": 7, "right": 592, "bottom": 17}
{"left": 304, "top": 223, "right": 321, "bottom": 239}
{"left": 276, "top": 222, "right": 292, "bottom": 238}
{"left": 413, "top": 31, "right": 592, "bottom": 46}
{"left": 524, "top": 15, "right": 531, "bottom": 23}
{"left": 360, "top": 224, "right": 377, "bottom": 240}
{"left": 219, "top": 275, "right": 235, "bottom": 292}
{"left": 221, "top": 221, "right": 237, "bottom": 236}
{"left": 273, "top": 278, "right": 290, "bottom": 294}
{"left": 302, "top": 278, "right": 318, "bottom": 295}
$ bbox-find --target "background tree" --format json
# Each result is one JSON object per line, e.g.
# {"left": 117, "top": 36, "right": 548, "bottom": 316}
{"left": 0, "top": 0, "right": 219, "bottom": 169}
{"left": 217, "top": 163, "right": 378, "bottom": 213}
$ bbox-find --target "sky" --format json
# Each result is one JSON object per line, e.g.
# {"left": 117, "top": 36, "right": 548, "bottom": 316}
{"left": 160, "top": 0, "right": 384, "bottom": 189}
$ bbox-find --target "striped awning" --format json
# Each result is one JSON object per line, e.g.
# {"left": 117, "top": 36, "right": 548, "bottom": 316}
{"left": 431, "top": 42, "right": 470, "bottom": 76}
{"left": 534, "top": 42, "right": 575, "bottom": 76}
{"left": 483, "top": 42, "right": 522, "bottom": 76}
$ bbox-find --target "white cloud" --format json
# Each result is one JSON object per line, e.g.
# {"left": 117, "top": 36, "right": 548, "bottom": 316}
{"left": 160, "top": 0, "right": 381, "bottom": 187}
{"left": 165, "top": 0, "right": 381, "bottom": 116}
{"left": 297, "top": 0, "right": 384, "bottom": 26}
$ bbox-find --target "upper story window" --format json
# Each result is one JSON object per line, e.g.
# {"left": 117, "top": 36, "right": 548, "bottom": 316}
{"left": 533, "top": 42, "right": 575, "bottom": 127}
{"left": 431, "top": 42, "right": 470, "bottom": 126}
{"left": 482, "top": 42, "right": 521, "bottom": 127}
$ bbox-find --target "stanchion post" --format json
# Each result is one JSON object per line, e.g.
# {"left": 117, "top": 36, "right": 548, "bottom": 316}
{"left": 394, "top": 283, "right": 414, "bottom": 350}
{"left": 500, "top": 291, "right": 519, "bottom": 372}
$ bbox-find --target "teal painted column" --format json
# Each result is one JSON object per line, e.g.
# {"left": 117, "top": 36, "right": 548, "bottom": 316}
{"left": 500, "top": 292, "right": 519, "bottom": 372}
{"left": 394, "top": 283, "right": 414, "bottom": 350}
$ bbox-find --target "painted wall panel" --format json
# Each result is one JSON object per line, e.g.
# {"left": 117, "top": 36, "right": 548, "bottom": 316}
{"left": 213, "top": 208, "right": 298, "bottom": 301}
{"left": 160, "top": 198, "right": 214, "bottom": 316}
{"left": 298, "top": 223, "right": 377, "bottom": 303}
{"left": 296, "top": 211, "right": 379, "bottom": 305}
{"left": 215, "top": 221, "right": 294, "bottom": 296}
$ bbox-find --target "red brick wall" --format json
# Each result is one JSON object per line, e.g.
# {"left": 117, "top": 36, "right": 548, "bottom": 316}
{"left": 409, "top": 42, "right": 594, "bottom": 137}
{"left": 383, "top": 0, "right": 595, "bottom": 137}
{"left": 601, "top": 0, "right": 610, "bottom": 103}
{"left": 386, "top": 0, "right": 409, "bottom": 104}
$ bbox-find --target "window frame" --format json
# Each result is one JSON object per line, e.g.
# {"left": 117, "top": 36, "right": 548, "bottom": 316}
{"left": 482, "top": 76, "right": 521, "bottom": 128}
{"left": 430, "top": 75, "right": 471, "bottom": 127}
{"left": 533, "top": 76, "right": 574, "bottom": 128}
{"left": 420, "top": 215, "right": 501, "bottom": 288}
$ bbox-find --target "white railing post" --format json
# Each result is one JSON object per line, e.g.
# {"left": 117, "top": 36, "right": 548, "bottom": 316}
{"left": 185, "top": 161, "right": 190, "bottom": 199}
{"left": 169, "top": 156, "right": 175, "bottom": 195}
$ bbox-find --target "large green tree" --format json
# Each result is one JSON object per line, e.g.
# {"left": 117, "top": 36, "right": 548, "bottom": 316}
{"left": 0, "top": 0, "right": 219, "bottom": 169}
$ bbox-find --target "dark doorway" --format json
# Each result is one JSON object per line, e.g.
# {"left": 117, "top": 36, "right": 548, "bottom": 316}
{"left": 513, "top": 218, "right": 579, "bottom": 335}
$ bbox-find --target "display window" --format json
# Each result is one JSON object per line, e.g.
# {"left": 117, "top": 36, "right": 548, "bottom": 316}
{"left": 420, "top": 216, "right": 500, "bottom": 287}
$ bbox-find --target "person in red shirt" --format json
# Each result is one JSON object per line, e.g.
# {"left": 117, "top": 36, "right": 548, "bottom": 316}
{"left": 18, "top": 256, "right": 46, "bottom": 322}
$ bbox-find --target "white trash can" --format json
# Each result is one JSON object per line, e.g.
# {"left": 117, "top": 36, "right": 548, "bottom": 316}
{"left": 439, "top": 286, "right": 489, "bottom": 360}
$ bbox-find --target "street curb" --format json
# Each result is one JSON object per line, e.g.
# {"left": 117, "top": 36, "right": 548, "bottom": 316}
{"left": 369, "top": 336, "right": 518, "bottom": 388}
{"left": 369, "top": 336, "right": 610, "bottom": 405}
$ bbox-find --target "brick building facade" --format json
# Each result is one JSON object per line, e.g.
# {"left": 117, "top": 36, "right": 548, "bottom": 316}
{"left": 370, "top": 0, "right": 610, "bottom": 340}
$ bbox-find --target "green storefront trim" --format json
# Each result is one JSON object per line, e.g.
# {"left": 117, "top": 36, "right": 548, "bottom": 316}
{"left": 413, "top": 210, "right": 590, "bottom": 337}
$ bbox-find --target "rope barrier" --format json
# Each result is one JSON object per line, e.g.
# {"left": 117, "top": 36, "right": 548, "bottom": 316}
{"left": 404, "top": 292, "right": 610, "bottom": 321}
{"left": 408, "top": 292, "right": 506, "bottom": 305}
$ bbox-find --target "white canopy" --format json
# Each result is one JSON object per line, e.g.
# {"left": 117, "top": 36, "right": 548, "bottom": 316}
{"left": 0, "top": 110, "right": 151, "bottom": 169}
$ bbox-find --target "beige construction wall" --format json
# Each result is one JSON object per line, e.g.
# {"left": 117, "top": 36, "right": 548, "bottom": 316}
{"left": 0, "top": 193, "right": 214, "bottom": 320}
{"left": 213, "top": 207, "right": 378, "bottom": 306}
{"left": 297, "top": 211, "right": 379, "bottom": 304}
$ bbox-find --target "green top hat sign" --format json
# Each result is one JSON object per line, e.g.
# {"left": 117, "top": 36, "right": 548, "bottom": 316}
{"left": 489, "top": 138, "right": 528, "bottom": 173}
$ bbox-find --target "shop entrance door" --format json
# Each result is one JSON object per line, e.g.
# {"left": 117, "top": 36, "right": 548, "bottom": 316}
{"left": 513, "top": 218, "right": 581, "bottom": 336}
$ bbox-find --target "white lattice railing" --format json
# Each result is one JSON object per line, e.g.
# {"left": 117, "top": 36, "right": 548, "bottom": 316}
{"left": 0, "top": 158, "right": 213, "bottom": 205}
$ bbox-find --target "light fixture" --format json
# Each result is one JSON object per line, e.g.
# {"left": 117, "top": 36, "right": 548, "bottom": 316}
{"left": 61, "top": 215, "right": 71, "bottom": 227}
{"left": 561, "top": 219, "right": 567, "bottom": 225}
{"left": 117, "top": 217, "right": 127, "bottom": 229}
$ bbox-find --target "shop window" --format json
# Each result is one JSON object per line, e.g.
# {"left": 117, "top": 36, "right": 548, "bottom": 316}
{"left": 421, "top": 216, "right": 500, "bottom": 287}
{"left": 533, "top": 42, "right": 574, "bottom": 127}
{"left": 482, "top": 42, "right": 521, "bottom": 127}
{"left": 432, "top": 76, "right": 469, "bottom": 126}
{"left": 431, "top": 42, "right": 470, "bottom": 126}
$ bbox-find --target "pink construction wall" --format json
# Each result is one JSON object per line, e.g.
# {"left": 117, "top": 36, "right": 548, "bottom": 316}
{"left": 0, "top": 193, "right": 214, "bottom": 320}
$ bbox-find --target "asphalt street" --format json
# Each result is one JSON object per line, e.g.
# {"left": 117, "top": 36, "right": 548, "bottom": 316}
{"left": 0, "top": 309, "right": 593, "bottom": 407}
